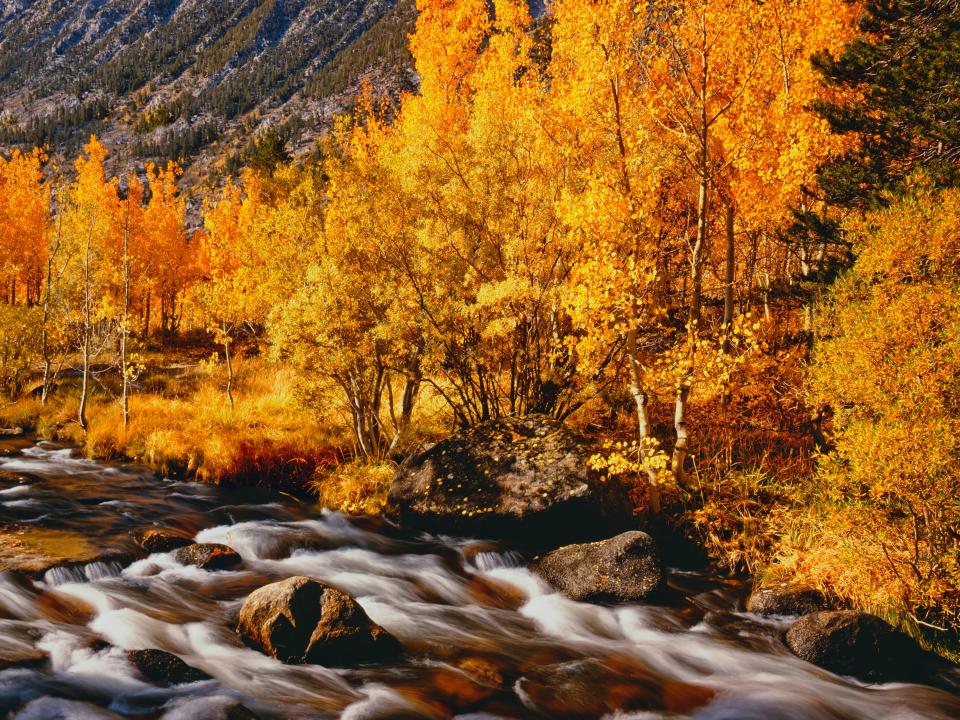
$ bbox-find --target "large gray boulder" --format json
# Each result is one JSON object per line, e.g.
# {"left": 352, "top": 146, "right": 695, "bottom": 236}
{"left": 237, "top": 576, "right": 401, "bottom": 666}
{"left": 385, "top": 415, "right": 635, "bottom": 549}
{"left": 533, "top": 531, "right": 663, "bottom": 603}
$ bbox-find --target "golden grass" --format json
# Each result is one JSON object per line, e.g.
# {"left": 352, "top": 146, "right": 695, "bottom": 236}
{"left": 0, "top": 357, "right": 346, "bottom": 497}
{"left": 312, "top": 460, "right": 397, "bottom": 515}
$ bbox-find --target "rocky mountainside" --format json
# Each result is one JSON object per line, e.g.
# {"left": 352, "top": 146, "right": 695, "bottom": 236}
{"left": 0, "top": 0, "right": 417, "bottom": 179}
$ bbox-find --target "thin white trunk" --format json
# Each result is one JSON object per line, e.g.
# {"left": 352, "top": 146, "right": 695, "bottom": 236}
{"left": 627, "top": 327, "right": 661, "bottom": 514}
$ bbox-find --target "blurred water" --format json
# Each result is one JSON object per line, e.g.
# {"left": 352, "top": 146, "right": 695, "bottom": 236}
{"left": 0, "top": 440, "right": 958, "bottom": 719}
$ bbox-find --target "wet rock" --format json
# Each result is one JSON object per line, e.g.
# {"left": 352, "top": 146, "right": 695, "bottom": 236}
{"left": 747, "top": 583, "right": 831, "bottom": 616}
{"left": 456, "top": 656, "right": 505, "bottom": 687}
{"left": 0, "top": 647, "right": 47, "bottom": 671}
{"left": 385, "top": 415, "right": 635, "bottom": 550}
{"left": 466, "top": 575, "right": 526, "bottom": 610}
{"left": 516, "top": 657, "right": 714, "bottom": 718}
{"left": 428, "top": 666, "right": 500, "bottom": 711}
{"left": 224, "top": 705, "right": 259, "bottom": 720}
{"left": 135, "top": 528, "right": 193, "bottom": 554}
{"left": 785, "top": 610, "right": 940, "bottom": 683}
{"left": 532, "top": 531, "right": 663, "bottom": 603}
{"left": 126, "top": 649, "right": 211, "bottom": 686}
{"left": 237, "top": 576, "right": 401, "bottom": 666}
{"left": 0, "top": 469, "right": 30, "bottom": 484}
{"left": 0, "top": 529, "right": 142, "bottom": 578}
{"left": 36, "top": 588, "right": 96, "bottom": 624}
{"left": 175, "top": 543, "right": 242, "bottom": 570}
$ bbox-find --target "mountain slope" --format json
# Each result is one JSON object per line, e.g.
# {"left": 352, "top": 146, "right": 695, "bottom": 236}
{"left": 0, "top": 0, "right": 417, "bottom": 177}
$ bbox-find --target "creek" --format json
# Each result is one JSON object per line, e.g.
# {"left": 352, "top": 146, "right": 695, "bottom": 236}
{"left": 1, "top": 439, "right": 958, "bottom": 719}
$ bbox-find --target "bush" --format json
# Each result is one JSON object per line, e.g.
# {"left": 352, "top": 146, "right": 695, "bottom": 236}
{"left": 0, "top": 305, "right": 40, "bottom": 400}
{"left": 793, "top": 185, "right": 960, "bottom": 638}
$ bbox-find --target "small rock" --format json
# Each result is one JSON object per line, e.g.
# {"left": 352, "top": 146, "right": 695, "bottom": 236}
{"left": 532, "top": 531, "right": 663, "bottom": 603}
{"left": 0, "top": 427, "right": 24, "bottom": 438}
{"left": 0, "top": 648, "right": 47, "bottom": 671}
{"left": 0, "top": 470, "right": 30, "bottom": 484}
{"left": 126, "top": 649, "right": 211, "bottom": 686}
{"left": 466, "top": 575, "right": 526, "bottom": 610}
{"left": 36, "top": 588, "right": 96, "bottom": 624}
{"left": 457, "top": 656, "right": 505, "bottom": 687}
{"left": 136, "top": 528, "right": 193, "bottom": 554}
{"left": 225, "top": 705, "right": 259, "bottom": 720}
{"left": 785, "top": 611, "right": 925, "bottom": 682}
{"left": 747, "top": 583, "right": 831, "bottom": 616}
{"left": 175, "top": 543, "right": 242, "bottom": 570}
{"left": 517, "top": 658, "right": 713, "bottom": 718}
{"left": 237, "top": 576, "right": 401, "bottom": 666}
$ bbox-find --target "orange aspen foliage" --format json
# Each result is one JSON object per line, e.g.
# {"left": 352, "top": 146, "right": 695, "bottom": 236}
{"left": 0, "top": 148, "right": 50, "bottom": 306}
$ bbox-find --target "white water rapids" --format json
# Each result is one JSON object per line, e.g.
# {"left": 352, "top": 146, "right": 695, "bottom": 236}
{"left": 0, "top": 441, "right": 958, "bottom": 719}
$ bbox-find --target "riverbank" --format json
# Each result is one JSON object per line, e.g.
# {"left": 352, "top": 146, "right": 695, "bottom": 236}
{"left": 0, "top": 356, "right": 399, "bottom": 510}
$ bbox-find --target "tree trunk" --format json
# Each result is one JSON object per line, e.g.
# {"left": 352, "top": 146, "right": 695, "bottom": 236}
{"left": 78, "top": 225, "right": 93, "bottom": 432}
{"left": 144, "top": 290, "right": 151, "bottom": 339}
{"left": 722, "top": 203, "right": 735, "bottom": 353}
{"left": 223, "top": 332, "right": 234, "bottom": 411}
{"left": 40, "top": 206, "right": 63, "bottom": 406}
{"left": 121, "top": 199, "right": 131, "bottom": 433}
{"left": 627, "top": 327, "right": 661, "bottom": 514}
{"left": 673, "top": 150, "right": 708, "bottom": 486}
{"left": 671, "top": 384, "right": 691, "bottom": 486}
{"left": 691, "top": 174, "right": 707, "bottom": 328}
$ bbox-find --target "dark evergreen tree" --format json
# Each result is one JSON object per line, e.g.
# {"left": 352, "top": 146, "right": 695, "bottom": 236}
{"left": 813, "top": 0, "right": 960, "bottom": 208}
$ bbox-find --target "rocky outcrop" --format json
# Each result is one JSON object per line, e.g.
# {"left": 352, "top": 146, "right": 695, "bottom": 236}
{"left": 532, "top": 531, "right": 663, "bottom": 603}
{"left": 747, "top": 583, "right": 831, "bottom": 616}
{"left": 127, "top": 649, "right": 211, "bottom": 686}
{"left": 175, "top": 543, "right": 242, "bottom": 570}
{"left": 136, "top": 528, "right": 193, "bottom": 554}
{"left": 785, "top": 611, "right": 943, "bottom": 684}
{"left": 385, "top": 415, "right": 635, "bottom": 549}
{"left": 237, "top": 576, "right": 401, "bottom": 666}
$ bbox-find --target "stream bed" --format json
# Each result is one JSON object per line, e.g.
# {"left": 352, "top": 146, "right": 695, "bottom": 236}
{"left": 1, "top": 439, "right": 959, "bottom": 719}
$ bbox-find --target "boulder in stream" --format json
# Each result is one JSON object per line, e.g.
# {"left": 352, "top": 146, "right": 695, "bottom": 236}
{"left": 237, "top": 576, "right": 401, "bottom": 666}
{"left": 136, "top": 528, "right": 193, "bottom": 554}
{"left": 175, "top": 543, "right": 242, "bottom": 570}
{"left": 385, "top": 415, "right": 635, "bottom": 550}
{"left": 532, "top": 531, "right": 663, "bottom": 603}
{"left": 127, "top": 649, "right": 211, "bottom": 686}
{"left": 784, "top": 610, "right": 953, "bottom": 684}
{"left": 747, "top": 582, "right": 831, "bottom": 616}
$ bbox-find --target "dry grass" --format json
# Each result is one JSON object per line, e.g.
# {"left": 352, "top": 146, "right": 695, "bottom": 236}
{"left": 0, "top": 356, "right": 346, "bottom": 497}
{"left": 312, "top": 461, "right": 397, "bottom": 515}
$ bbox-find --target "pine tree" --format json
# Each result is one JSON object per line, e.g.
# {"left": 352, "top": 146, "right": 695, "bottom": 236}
{"left": 813, "top": 0, "right": 960, "bottom": 208}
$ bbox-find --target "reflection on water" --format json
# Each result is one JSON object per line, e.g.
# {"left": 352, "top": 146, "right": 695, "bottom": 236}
{"left": 0, "top": 440, "right": 958, "bottom": 719}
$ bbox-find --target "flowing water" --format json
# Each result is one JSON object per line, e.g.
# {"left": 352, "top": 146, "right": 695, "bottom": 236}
{"left": 0, "top": 439, "right": 958, "bottom": 720}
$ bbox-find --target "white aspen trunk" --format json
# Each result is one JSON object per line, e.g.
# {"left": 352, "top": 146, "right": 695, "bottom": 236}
{"left": 627, "top": 327, "right": 661, "bottom": 514}
{"left": 78, "top": 223, "right": 93, "bottom": 432}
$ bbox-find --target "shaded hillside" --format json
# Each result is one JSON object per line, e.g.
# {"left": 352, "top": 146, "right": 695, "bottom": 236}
{"left": 0, "top": 0, "right": 417, "bottom": 177}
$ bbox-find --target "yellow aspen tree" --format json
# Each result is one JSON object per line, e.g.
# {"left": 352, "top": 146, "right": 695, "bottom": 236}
{"left": 62, "top": 137, "right": 122, "bottom": 431}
